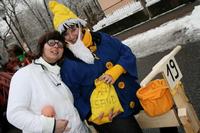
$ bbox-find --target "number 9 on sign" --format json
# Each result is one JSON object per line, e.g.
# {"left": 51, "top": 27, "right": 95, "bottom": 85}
{"left": 163, "top": 57, "right": 182, "bottom": 89}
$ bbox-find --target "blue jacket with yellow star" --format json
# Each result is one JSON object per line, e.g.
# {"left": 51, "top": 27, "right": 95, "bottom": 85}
{"left": 61, "top": 32, "right": 141, "bottom": 120}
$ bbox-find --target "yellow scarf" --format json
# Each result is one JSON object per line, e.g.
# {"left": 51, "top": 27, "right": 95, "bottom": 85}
{"left": 82, "top": 29, "right": 125, "bottom": 81}
{"left": 82, "top": 29, "right": 96, "bottom": 52}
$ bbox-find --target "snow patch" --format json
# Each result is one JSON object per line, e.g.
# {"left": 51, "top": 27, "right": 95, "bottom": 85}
{"left": 123, "top": 5, "right": 200, "bottom": 58}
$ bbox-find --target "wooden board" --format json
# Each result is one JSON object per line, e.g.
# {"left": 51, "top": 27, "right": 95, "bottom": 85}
{"left": 135, "top": 109, "right": 180, "bottom": 128}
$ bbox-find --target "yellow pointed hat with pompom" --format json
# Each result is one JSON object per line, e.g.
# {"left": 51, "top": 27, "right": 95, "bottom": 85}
{"left": 48, "top": 1, "right": 87, "bottom": 33}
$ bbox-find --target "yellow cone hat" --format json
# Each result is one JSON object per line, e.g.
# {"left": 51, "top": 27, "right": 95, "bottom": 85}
{"left": 49, "top": 1, "right": 87, "bottom": 33}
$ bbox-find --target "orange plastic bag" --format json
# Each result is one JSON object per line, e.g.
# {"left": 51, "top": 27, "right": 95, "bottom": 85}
{"left": 136, "top": 79, "right": 174, "bottom": 117}
{"left": 89, "top": 80, "right": 124, "bottom": 125}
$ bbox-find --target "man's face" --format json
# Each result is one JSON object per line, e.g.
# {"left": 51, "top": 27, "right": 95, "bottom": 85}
{"left": 64, "top": 26, "right": 95, "bottom": 64}
{"left": 63, "top": 25, "right": 80, "bottom": 44}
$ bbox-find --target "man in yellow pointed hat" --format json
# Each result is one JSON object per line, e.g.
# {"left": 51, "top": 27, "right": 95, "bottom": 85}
{"left": 49, "top": 1, "right": 143, "bottom": 133}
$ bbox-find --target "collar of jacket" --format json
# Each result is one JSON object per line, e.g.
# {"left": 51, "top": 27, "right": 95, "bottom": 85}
{"left": 35, "top": 57, "right": 60, "bottom": 75}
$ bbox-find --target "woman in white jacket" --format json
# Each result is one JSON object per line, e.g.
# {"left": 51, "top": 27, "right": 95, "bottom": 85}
{"left": 6, "top": 31, "right": 89, "bottom": 133}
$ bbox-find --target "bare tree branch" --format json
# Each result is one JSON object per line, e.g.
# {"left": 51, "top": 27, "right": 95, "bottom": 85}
{"left": 21, "top": 0, "right": 47, "bottom": 31}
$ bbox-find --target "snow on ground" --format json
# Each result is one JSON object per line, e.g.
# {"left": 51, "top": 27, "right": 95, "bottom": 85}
{"left": 122, "top": 5, "right": 200, "bottom": 58}
{"left": 93, "top": 0, "right": 200, "bottom": 58}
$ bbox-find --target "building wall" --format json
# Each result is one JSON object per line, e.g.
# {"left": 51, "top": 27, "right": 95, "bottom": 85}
{"left": 98, "top": 0, "right": 133, "bottom": 15}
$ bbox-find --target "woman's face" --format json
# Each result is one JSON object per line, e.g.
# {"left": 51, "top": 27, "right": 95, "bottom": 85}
{"left": 42, "top": 40, "right": 64, "bottom": 64}
{"left": 63, "top": 25, "right": 81, "bottom": 44}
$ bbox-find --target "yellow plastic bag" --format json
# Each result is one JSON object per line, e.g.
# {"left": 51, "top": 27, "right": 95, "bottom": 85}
{"left": 89, "top": 80, "right": 124, "bottom": 125}
{"left": 136, "top": 79, "right": 174, "bottom": 117}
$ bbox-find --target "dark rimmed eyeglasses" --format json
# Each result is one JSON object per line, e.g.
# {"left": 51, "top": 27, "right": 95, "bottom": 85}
{"left": 47, "top": 40, "right": 64, "bottom": 48}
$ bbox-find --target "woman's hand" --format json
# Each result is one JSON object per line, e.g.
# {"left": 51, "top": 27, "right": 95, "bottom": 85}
{"left": 55, "top": 119, "right": 70, "bottom": 133}
{"left": 99, "top": 74, "right": 114, "bottom": 84}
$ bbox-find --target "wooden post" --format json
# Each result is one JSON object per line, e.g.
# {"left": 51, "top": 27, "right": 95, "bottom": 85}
{"left": 170, "top": 82, "right": 200, "bottom": 133}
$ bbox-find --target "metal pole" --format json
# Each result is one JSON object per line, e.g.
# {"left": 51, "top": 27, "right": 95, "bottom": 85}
{"left": 139, "top": 0, "right": 153, "bottom": 19}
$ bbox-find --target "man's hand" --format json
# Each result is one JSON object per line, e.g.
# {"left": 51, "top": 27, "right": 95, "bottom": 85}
{"left": 97, "top": 108, "right": 121, "bottom": 121}
{"left": 55, "top": 119, "right": 70, "bottom": 133}
{"left": 108, "top": 108, "right": 121, "bottom": 121}
{"left": 99, "top": 74, "right": 114, "bottom": 84}
{"left": 98, "top": 112, "right": 104, "bottom": 120}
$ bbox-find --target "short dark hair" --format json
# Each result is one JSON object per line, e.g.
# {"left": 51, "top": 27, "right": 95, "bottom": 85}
{"left": 13, "top": 45, "right": 24, "bottom": 56}
{"left": 36, "top": 31, "right": 65, "bottom": 58}
{"left": 7, "top": 45, "right": 24, "bottom": 57}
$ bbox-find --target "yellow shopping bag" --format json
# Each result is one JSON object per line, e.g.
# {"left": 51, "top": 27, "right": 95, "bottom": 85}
{"left": 136, "top": 79, "right": 174, "bottom": 117}
{"left": 89, "top": 80, "right": 124, "bottom": 125}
